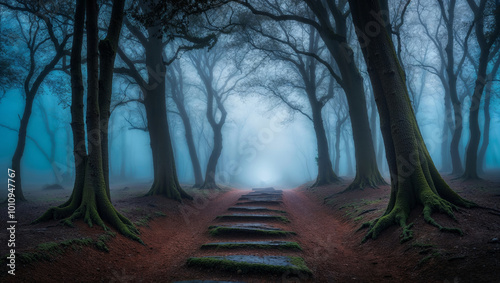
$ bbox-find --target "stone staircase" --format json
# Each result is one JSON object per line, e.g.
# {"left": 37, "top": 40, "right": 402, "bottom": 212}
{"left": 174, "top": 187, "right": 312, "bottom": 282}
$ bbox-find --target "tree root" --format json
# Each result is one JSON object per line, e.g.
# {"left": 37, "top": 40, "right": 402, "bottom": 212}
{"left": 200, "top": 182, "right": 222, "bottom": 190}
{"left": 340, "top": 174, "right": 387, "bottom": 193}
{"left": 360, "top": 193, "right": 467, "bottom": 244}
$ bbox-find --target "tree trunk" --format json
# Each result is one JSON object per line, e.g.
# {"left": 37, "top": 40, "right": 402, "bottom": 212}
{"left": 307, "top": 0, "right": 385, "bottom": 191}
{"left": 143, "top": 33, "right": 192, "bottom": 200}
{"left": 478, "top": 53, "right": 500, "bottom": 174}
{"left": 167, "top": 61, "right": 204, "bottom": 187}
{"left": 344, "top": 129, "right": 354, "bottom": 176}
{"left": 177, "top": 106, "right": 204, "bottom": 187}
{"left": 478, "top": 79, "right": 492, "bottom": 174}
{"left": 334, "top": 119, "right": 342, "bottom": 174}
{"left": 311, "top": 102, "right": 340, "bottom": 187}
{"left": 462, "top": 50, "right": 489, "bottom": 179}
{"left": 348, "top": 0, "right": 475, "bottom": 242}
{"left": 441, "top": 95, "right": 452, "bottom": 173}
{"left": 98, "top": 0, "right": 126, "bottom": 198}
{"left": 10, "top": 93, "right": 34, "bottom": 202}
{"left": 201, "top": 125, "right": 223, "bottom": 190}
{"left": 35, "top": 0, "right": 141, "bottom": 242}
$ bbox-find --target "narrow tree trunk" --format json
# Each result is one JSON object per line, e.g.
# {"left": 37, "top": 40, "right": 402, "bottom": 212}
{"left": 440, "top": 95, "right": 452, "bottom": 173}
{"left": 334, "top": 119, "right": 342, "bottom": 174}
{"left": 10, "top": 94, "right": 34, "bottom": 202}
{"left": 344, "top": 129, "right": 354, "bottom": 176}
{"left": 177, "top": 106, "right": 204, "bottom": 187}
{"left": 311, "top": 103, "right": 340, "bottom": 187}
{"left": 348, "top": 0, "right": 475, "bottom": 242}
{"left": 98, "top": 0, "right": 125, "bottom": 198}
{"left": 478, "top": 80, "right": 492, "bottom": 174}
{"left": 201, "top": 125, "right": 223, "bottom": 190}
{"left": 478, "top": 55, "right": 500, "bottom": 174}
{"left": 463, "top": 50, "right": 489, "bottom": 180}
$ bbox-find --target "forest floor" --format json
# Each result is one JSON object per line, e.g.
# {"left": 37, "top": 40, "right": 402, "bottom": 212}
{"left": 0, "top": 176, "right": 499, "bottom": 282}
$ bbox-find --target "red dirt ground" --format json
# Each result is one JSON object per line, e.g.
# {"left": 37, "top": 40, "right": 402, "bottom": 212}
{"left": 1, "top": 177, "right": 499, "bottom": 282}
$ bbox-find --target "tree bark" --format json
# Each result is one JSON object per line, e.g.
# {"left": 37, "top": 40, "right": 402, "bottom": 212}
{"left": 35, "top": 0, "right": 141, "bottom": 242}
{"left": 98, "top": 0, "right": 126, "bottom": 198}
{"left": 462, "top": 0, "right": 498, "bottom": 180}
{"left": 311, "top": 101, "right": 340, "bottom": 186}
{"left": 477, "top": 56, "right": 500, "bottom": 174}
{"left": 348, "top": 0, "right": 475, "bottom": 242}
{"left": 167, "top": 62, "right": 204, "bottom": 187}
{"left": 143, "top": 32, "right": 192, "bottom": 200}
{"left": 441, "top": 95, "right": 452, "bottom": 173}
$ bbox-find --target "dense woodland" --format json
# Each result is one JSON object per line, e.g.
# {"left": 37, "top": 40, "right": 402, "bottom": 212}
{"left": 0, "top": 0, "right": 499, "bottom": 246}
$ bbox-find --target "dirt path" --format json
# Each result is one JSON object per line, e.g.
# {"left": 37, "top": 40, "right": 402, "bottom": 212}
{"left": 2, "top": 181, "right": 498, "bottom": 282}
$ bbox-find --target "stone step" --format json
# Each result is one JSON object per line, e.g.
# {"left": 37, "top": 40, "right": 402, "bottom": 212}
{"left": 187, "top": 255, "right": 312, "bottom": 276}
{"left": 236, "top": 200, "right": 282, "bottom": 205}
{"left": 216, "top": 214, "right": 289, "bottom": 222}
{"left": 174, "top": 281, "right": 245, "bottom": 283}
{"left": 227, "top": 206, "right": 286, "bottom": 213}
{"left": 247, "top": 191, "right": 282, "bottom": 195}
{"left": 238, "top": 196, "right": 282, "bottom": 201}
{"left": 208, "top": 223, "right": 295, "bottom": 236}
{"left": 252, "top": 187, "right": 276, "bottom": 191}
{"left": 200, "top": 241, "right": 302, "bottom": 250}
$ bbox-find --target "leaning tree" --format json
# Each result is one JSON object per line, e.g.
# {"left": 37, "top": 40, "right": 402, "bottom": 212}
{"left": 348, "top": 0, "right": 476, "bottom": 242}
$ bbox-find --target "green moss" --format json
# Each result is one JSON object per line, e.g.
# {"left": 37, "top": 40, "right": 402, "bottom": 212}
{"left": 15, "top": 235, "right": 114, "bottom": 264}
{"left": 134, "top": 210, "right": 166, "bottom": 227}
{"left": 354, "top": 216, "right": 364, "bottom": 222}
{"left": 187, "top": 256, "right": 312, "bottom": 275}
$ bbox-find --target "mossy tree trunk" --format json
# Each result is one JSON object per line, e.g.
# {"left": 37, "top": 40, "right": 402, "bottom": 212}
{"left": 348, "top": 0, "right": 475, "bottom": 242}
{"left": 34, "top": 0, "right": 141, "bottom": 242}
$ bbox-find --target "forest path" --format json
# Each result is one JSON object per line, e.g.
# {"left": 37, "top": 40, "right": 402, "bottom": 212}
{"left": 175, "top": 187, "right": 312, "bottom": 282}
{"left": 2, "top": 186, "right": 401, "bottom": 282}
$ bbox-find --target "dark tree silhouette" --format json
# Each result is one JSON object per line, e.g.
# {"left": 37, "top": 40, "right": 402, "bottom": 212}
{"left": 166, "top": 59, "right": 204, "bottom": 188}
{"left": 236, "top": 0, "right": 385, "bottom": 191}
{"left": 0, "top": 1, "right": 72, "bottom": 201}
{"left": 462, "top": 0, "right": 500, "bottom": 180}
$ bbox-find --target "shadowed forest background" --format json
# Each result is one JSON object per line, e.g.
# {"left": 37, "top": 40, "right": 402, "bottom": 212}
{"left": 0, "top": 0, "right": 499, "bottom": 282}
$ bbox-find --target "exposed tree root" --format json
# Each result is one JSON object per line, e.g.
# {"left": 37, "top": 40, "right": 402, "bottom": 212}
{"left": 145, "top": 178, "right": 193, "bottom": 201}
{"left": 34, "top": 165, "right": 142, "bottom": 243}
{"left": 310, "top": 173, "right": 341, "bottom": 188}
{"left": 360, "top": 178, "right": 476, "bottom": 243}
{"left": 340, "top": 173, "right": 388, "bottom": 193}
{"left": 200, "top": 181, "right": 222, "bottom": 190}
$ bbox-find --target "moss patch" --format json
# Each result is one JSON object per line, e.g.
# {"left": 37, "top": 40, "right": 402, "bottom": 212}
{"left": 14, "top": 233, "right": 116, "bottom": 264}
{"left": 187, "top": 255, "right": 312, "bottom": 276}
